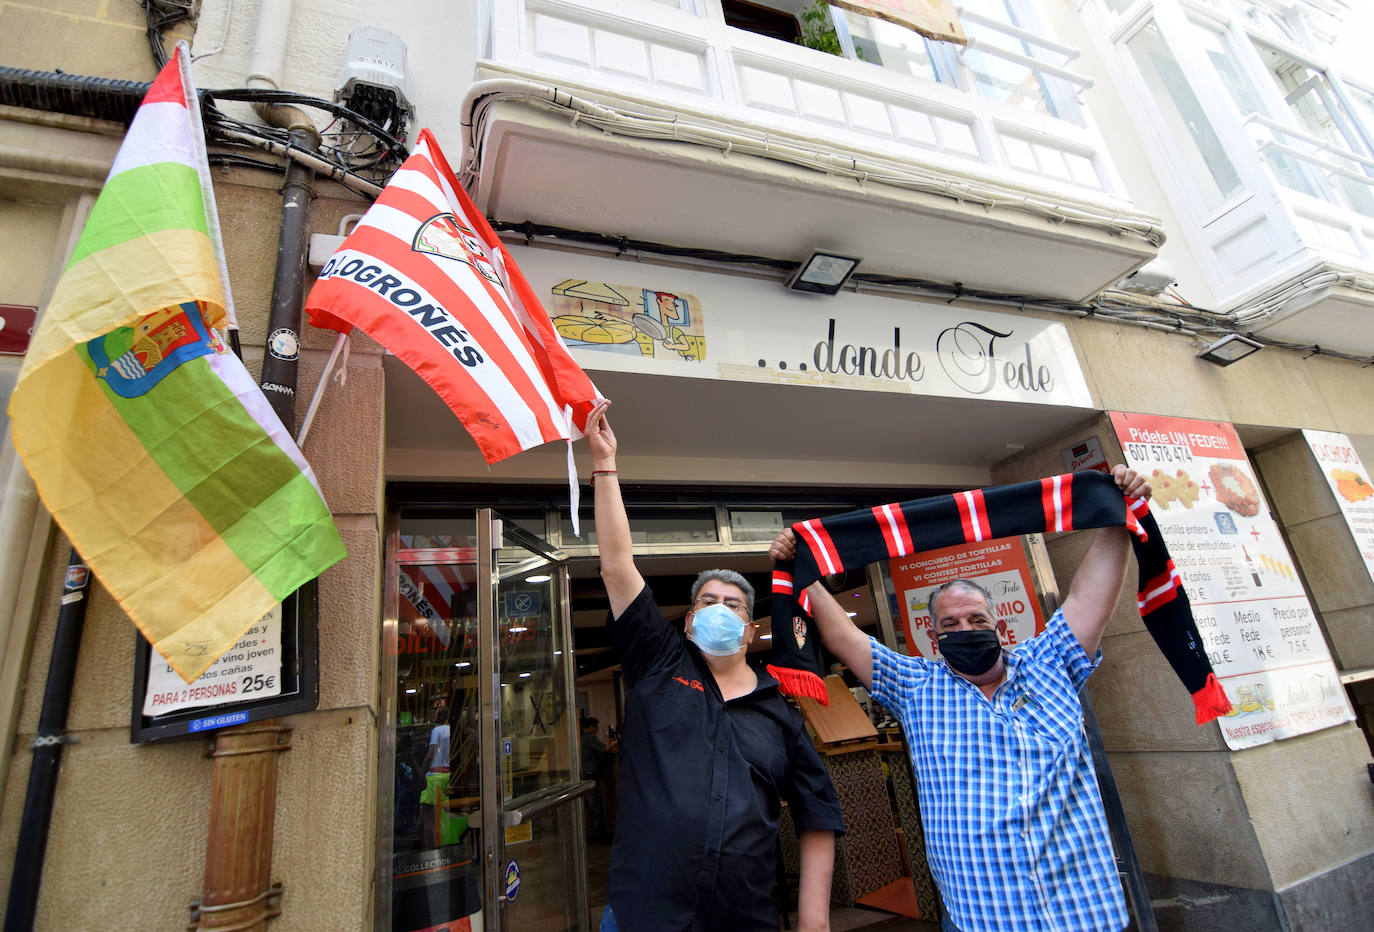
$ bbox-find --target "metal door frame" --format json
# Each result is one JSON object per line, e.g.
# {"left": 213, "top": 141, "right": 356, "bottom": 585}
{"left": 477, "top": 508, "right": 592, "bottom": 931}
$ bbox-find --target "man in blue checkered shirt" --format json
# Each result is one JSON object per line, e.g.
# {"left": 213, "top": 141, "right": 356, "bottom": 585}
{"left": 771, "top": 465, "right": 1150, "bottom": 932}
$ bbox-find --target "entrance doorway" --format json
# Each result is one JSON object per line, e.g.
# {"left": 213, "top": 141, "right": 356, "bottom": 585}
{"left": 383, "top": 510, "right": 590, "bottom": 932}
{"left": 379, "top": 487, "right": 930, "bottom": 932}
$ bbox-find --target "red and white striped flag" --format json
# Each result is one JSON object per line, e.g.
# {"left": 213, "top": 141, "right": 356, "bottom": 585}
{"left": 305, "top": 129, "right": 601, "bottom": 464}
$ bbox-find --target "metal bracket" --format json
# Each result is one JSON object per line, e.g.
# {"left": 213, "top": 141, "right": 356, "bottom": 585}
{"left": 29, "top": 732, "right": 77, "bottom": 749}
{"left": 188, "top": 881, "right": 283, "bottom": 930}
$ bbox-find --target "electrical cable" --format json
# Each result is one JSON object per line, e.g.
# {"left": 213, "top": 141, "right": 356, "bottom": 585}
{"left": 491, "top": 220, "right": 1374, "bottom": 365}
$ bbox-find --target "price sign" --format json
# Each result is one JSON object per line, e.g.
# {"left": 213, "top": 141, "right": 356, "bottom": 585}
{"left": 131, "top": 582, "right": 320, "bottom": 742}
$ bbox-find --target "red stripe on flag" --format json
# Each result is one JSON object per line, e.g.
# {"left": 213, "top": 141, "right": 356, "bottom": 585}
{"left": 143, "top": 55, "right": 187, "bottom": 107}
{"left": 772, "top": 571, "right": 793, "bottom": 594}
{"left": 955, "top": 490, "right": 988, "bottom": 542}
{"left": 798, "top": 519, "right": 842, "bottom": 575}
{"left": 326, "top": 225, "right": 567, "bottom": 439}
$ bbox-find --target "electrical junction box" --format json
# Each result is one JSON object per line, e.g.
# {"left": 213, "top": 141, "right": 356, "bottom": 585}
{"left": 335, "top": 26, "right": 415, "bottom": 137}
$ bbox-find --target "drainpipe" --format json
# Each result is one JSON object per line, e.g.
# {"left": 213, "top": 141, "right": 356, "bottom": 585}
{"left": 3, "top": 550, "right": 92, "bottom": 932}
{"left": 193, "top": 4, "right": 319, "bottom": 928}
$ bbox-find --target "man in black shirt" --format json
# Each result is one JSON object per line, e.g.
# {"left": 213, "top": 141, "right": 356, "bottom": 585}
{"left": 585, "top": 400, "right": 844, "bottom": 932}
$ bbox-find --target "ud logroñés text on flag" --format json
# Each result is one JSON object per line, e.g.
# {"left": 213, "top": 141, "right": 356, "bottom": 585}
{"left": 7, "top": 44, "right": 346, "bottom": 683}
{"left": 304, "top": 128, "right": 601, "bottom": 465}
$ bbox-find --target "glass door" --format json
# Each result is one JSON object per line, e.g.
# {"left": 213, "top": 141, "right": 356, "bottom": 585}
{"left": 384, "top": 510, "right": 589, "bottom": 932}
{"left": 477, "top": 509, "right": 590, "bottom": 932}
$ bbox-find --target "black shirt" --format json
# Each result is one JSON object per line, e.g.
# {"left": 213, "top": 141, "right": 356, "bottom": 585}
{"left": 606, "top": 585, "right": 845, "bottom": 932}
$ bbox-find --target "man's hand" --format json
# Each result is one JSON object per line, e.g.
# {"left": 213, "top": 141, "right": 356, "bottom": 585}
{"left": 769, "top": 528, "right": 798, "bottom": 562}
{"left": 1113, "top": 464, "right": 1150, "bottom": 501}
{"left": 585, "top": 400, "right": 617, "bottom": 469}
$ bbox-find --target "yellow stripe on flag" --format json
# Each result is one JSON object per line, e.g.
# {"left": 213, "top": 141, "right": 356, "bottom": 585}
{"left": 23, "top": 228, "right": 224, "bottom": 371}
{"left": 13, "top": 350, "right": 278, "bottom": 681}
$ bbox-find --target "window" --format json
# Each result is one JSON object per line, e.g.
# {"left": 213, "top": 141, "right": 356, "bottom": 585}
{"left": 1252, "top": 41, "right": 1374, "bottom": 217}
{"left": 957, "top": 0, "right": 1082, "bottom": 122}
{"left": 1191, "top": 21, "right": 1321, "bottom": 198}
{"left": 722, "top": 0, "right": 801, "bottom": 42}
{"left": 1124, "top": 19, "right": 1243, "bottom": 210}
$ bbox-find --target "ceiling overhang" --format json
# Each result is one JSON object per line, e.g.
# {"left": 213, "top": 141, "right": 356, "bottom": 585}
{"left": 469, "top": 98, "right": 1159, "bottom": 305}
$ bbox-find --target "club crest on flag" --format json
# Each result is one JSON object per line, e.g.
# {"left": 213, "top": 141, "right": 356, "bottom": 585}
{"left": 412, "top": 212, "right": 502, "bottom": 286}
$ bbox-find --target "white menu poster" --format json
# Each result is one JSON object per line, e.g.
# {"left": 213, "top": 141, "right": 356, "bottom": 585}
{"left": 1110, "top": 413, "right": 1353, "bottom": 749}
{"left": 1302, "top": 429, "right": 1374, "bottom": 584}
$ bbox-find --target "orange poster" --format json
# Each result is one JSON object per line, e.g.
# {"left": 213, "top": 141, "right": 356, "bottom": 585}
{"left": 889, "top": 537, "right": 1043, "bottom": 660}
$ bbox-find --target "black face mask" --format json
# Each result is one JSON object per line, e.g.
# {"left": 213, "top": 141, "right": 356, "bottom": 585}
{"left": 937, "top": 629, "right": 1002, "bottom": 676}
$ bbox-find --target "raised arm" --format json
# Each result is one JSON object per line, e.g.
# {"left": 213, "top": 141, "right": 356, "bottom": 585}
{"left": 1061, "top": 464, "right": 1151, "bottom": 656}
{"left": 770, "top": 530, "right": 873, "bottom": 689}
{"left": 587, "top": 400, "right": 644, "bottom": 617}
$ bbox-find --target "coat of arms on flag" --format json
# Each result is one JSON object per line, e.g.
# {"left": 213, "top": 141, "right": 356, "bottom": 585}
{"left": 7, "top": 44, "right": 346, "bottom": 683}
{"left": 305, "top": 128, "right": 602, "bottom": 466}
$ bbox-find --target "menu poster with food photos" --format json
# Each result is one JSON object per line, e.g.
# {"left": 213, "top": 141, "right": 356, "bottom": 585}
{"left": 1303, "top": 429, "right": 1374, "bottom": 584}
{"left": 1110, "top": 413, "right": 1352, "bottom": 748}
{"left": 889, "top": 537, "right": 1045, "bottom": 660}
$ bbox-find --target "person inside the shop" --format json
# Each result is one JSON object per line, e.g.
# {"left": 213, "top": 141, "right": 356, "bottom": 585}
{"left": 584, "top": 399, "right": 845, "bottom": 932}
{"left": 770, "top": 465, "right": 1149, "bottom": 932}
{"left": 580, "top": 716, "right": 615, "bottom": 842}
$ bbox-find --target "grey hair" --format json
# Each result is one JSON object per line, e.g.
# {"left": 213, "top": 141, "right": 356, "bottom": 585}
{"left": 690, "top": 569, "right": 755, "bottom": 615}
{"left": 926, "top": 578, "right": 994, "bottom": 619}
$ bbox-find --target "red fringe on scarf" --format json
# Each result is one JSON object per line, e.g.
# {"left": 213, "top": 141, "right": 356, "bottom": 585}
{"left": 768, "top": 665, "right": 830, "bottom": 705}
{"left": 1192, "top": 673, "right": 1233, "bottom": 725}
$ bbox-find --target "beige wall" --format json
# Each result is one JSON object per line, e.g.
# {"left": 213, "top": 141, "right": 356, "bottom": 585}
{"left": 0, "top": 107, "right": 387, "bottom": 932}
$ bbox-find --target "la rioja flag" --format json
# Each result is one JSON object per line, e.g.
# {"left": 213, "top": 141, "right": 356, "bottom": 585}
{"left": 305, "top": 129, "right": 600, "bottom": 463}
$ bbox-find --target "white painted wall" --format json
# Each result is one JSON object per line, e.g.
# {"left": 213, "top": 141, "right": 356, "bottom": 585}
{"left": 191, "top": 0, "right": 479, "bottom": 152}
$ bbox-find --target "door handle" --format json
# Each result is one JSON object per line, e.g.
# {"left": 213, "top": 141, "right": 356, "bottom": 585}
{"left": 502, "top": 780, "right": 597, "bottom": 827}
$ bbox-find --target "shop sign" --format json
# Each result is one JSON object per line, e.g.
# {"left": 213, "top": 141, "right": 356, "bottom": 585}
{"left": 520, "top": 247, "right": 1093, "bottom": 408}
{"left": 142, "top": 604, "right": 282, "bottom": 717}
{"left": 1302, "top": 429, "right": 1374, "bottom": 583}
{"left": 889, "top": 537, "right": 1045, "bottom": 660}
{"left": 1110, "top": 412, "right": 1353, "bottom": 749}
{"left": 0, "top": 304, "right": 37, "bottom": 355}
{"left": 1061, "top": 436, "right": 1109, "bottom": 474}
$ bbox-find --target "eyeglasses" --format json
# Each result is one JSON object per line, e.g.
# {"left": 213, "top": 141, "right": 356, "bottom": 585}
{"left": 692, "top": 594, "right": 751, "bottom": 618}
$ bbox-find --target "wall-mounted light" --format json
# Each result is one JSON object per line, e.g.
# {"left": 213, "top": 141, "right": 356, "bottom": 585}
{"left": 1198, "top": 334, "right": 1262, "bottom": 366}
{"left": 786, "top": 251, "right": 861, "bottom": 295}
{"left": 525, "top": 574, "right": 551, "bottom": 583}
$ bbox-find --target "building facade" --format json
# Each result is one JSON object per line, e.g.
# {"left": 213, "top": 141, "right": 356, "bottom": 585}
{"left": 0, "top": 0, "right": 1371, "bottom": 930}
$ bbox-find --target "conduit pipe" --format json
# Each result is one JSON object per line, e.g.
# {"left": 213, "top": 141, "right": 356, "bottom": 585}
{"left": 458, "top": 77, "right": 1167, "bottom": 247}
{"left": 245, "top": 0, "right": 316, "bottom": 140}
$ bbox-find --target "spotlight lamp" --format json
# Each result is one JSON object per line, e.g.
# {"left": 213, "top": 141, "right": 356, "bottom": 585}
{"left": 786, "top": 251, "right": 862, "bottom": 295}
{"left": 1197, "top": 334, "right": 1262, "bottom": 366}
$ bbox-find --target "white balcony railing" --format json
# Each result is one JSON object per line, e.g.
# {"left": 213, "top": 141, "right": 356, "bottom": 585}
{"left": 485, "top": 0, "right": 1136, "bottom": 206}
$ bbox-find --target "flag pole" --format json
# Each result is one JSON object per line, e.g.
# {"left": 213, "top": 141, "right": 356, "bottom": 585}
{"left": 4, "top": 549, "right": 91, "bottom": 932}
{"left": 295, "top": 331, "right": 348, "bottom": 448}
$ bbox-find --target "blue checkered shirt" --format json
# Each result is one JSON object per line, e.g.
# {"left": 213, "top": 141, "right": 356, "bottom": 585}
{"left": 869, "top": 609, "right": 1127, "bottom": 932}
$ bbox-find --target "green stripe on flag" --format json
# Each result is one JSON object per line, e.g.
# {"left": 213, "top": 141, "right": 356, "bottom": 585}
{"left": 78, "top": 345, "right": 342, "bottom": 594}
{"left": 68, "top": 162, "right": 208, "bottom": 267}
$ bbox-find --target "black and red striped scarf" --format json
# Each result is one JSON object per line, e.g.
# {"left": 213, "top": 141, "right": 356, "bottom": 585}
{"left": 767, "top": 470, "right": 1232, "bottom": 725}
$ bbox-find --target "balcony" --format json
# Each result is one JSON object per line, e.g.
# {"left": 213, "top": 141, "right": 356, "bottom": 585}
{"left": 1089, "top": 0, "right": 1374, "bottom": 355}
{"left": 465, "top": 0, "right": 1162, "bottom": 302}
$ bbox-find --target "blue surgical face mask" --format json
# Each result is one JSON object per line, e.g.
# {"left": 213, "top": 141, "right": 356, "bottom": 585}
{"left": 689, "top": 603, "right": 748, "bottom": 657}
